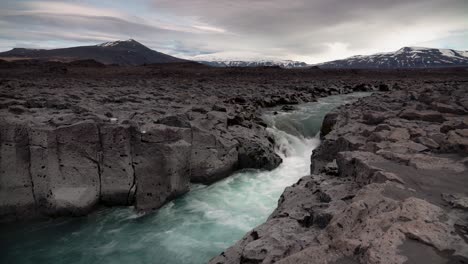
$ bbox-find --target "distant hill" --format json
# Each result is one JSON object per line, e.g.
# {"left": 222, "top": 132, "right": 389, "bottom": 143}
{"left": 0, "top": 39, "right": 186, "bottom": 65}
{"left": 317, "top": 47, "right": 468, "bottom": 69}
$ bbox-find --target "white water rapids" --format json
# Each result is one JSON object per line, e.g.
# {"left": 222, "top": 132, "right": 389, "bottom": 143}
{"left": 0, "top": 93, "right": 369, "bottom": 264}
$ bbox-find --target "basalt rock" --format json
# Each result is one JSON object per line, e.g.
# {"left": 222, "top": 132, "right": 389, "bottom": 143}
{"left": 230, "top": 125, "right": 282, "bottom": 171}
{"left": 0, "top": 121, "right": 36, "bottom": 221}
{"left": 4, "top": 65, "right": 398, "bottom": 221}
{"left": 190, "top": 110, "right": 239, "bottom": 183}
{"left": 212, "top": 83, "right": 468, "bottom": 264}
{"left": 399, "top": 109, "right": 446, "bottom": 123}
{"left": 29, "top": 122, "right": 101, "bottom": 217}
{"left": 320, "top": 112, "right": 339, "bottom": 138}
{"left": 99, "top": 124, "right": 135, "bottom": 205}
{"left": 133, "top": 124, "right": 192, "bottom": 210}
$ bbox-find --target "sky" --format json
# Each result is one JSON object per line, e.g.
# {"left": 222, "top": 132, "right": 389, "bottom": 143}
{"left": 0, "top": 0, "right": 467, "bottom": 63}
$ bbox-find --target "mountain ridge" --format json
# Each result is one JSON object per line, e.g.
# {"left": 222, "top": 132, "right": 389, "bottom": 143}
{"left": 1, "top": 41, "right": 467, "bottom": 68}
{"left": 316, "top": 46, "right": 468, "bottom": 69}
{"left": 0, "top": 39, "right": 186, "bottom": 65}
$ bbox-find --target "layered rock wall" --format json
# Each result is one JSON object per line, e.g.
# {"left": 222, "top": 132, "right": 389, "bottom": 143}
{"left": 1, "top": 108, "right": 277, "bottom": 220}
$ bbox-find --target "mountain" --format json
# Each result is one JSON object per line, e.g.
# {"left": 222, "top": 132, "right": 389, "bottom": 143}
{"left": 199, "top": 59, "right": 308, "bottom": 68}
{"left": 317, "top": 47, "right": 468, "bottom": 69}
{"left": 0, "top": 39, "right": 186, "bottom": 65}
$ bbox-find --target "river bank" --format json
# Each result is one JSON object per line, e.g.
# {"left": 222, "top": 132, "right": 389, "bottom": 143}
{"left": 211, "top": 81, "right": 468, "bottom": 264}
{"left": 0, "top": 93, "right": 367, "bottom": 264}
{"left": 0, "top": 61, "right": 428, "bottom": 222}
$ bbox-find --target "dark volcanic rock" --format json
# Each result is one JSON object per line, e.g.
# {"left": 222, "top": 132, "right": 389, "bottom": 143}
{"left": 280, "top": 105, "right": 297, "bottom": 111}
{"left": 399, "top": 109, "right": 446, "bottom": 123}
{"left": 1, "top": 64, "right": 466, "bottom": 223}
{"left": 237, "top": 138, "right": 282, "bottom": 171}
{"left": 320, "top": 112, "right": 339, "bottom": 138}
{"left": 0, "top": 63, "right": 400, "bottom": 221}
{"left": 212, "top": 82, "right": 468, "bottom": 264}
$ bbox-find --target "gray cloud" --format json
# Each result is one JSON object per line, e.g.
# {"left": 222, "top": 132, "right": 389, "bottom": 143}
{"left": 151, "top": 0, "right": 468, "bottom": 54}
{"left": 0, "top": 0, "right": 467, "bottom": 63}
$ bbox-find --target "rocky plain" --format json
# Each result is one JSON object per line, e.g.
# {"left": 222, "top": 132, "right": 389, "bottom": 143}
{"left": 1, "top": 60, "right": 468, "bottom": 264}
{"left": 0, "top": 60, "right": 381, "bottom": 221}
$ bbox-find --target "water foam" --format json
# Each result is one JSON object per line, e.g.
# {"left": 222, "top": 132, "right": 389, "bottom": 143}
{"left": 0, "top": 93, "right": 370, "bottom": 264}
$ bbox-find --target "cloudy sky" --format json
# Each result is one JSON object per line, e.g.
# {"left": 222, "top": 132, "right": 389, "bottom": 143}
{"left": 0, "top": 0, "right": 467, "bottom": 63}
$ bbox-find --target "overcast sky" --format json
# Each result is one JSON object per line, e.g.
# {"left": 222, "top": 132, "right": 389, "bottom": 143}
{"left": 0, "top": 0, "right": 467, "bottom": 63}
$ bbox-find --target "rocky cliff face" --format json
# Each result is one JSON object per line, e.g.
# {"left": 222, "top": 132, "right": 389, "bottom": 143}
{"left": 2, "top": 61, "right": 405, "bottom": 222}
{"left": 0, "top": 107, "right": 281, "bottom": 221}
{"left": 211, "top": 82, "right": 468, "bottom": 263}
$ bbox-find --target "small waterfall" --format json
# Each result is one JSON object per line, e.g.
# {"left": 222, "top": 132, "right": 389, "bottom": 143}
{"left": 0, "top": 93, "right": 370, "bottom": 264}
{"left": 267, "top": 124, "right": 318, "bottom": 159}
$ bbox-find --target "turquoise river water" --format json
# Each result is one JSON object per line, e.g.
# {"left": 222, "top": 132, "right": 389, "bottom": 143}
{"left": 0, "top": 93, "right": 369, "bottom": 264}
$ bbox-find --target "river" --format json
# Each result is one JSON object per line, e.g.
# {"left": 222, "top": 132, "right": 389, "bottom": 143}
{"left": 0, "top": 93, "right": 369, "bottom": 264}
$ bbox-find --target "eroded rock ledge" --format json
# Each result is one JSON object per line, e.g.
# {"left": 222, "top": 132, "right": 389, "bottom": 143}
{"left": 0, "top": 103, "right": 279, "bottom": 221}
{"left": 2, "top": 63, "right": 404, "bottom": 222}
{"left": 211, "top": 82, "right": 468, "bottom": 264}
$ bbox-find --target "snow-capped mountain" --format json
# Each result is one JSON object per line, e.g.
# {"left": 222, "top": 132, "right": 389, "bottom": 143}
{"left": 317, "top": 47, "right": 468, "bottom": 69}
{"left": 199, "top": 59, "right": 308, "bottom": 68}
{"left": 190, "top": 52, "right": 308, "bottom": 68}
{"left": 0, "top": 39, "right": 186, "bottom": 65}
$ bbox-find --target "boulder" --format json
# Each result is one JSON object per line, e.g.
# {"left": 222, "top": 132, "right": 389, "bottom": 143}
{"left": 441, "top": 193, "right": 468, "bottom": 210}
{"left": 387, "top": 127, "right": 410, "bottom": 142}
{"left": 29, "top": 122, "right": 101, "bottom": 216}
{"left": 191, "top": 127, "right": 238, "bottom": 183}
{"left": 99, "top": 124, "right": 135, "bottom": 205}
{"left": 459, "top": 99, "right": 468, "bottom": 111}
{"left": 230, "top": 124, "right": 282, "bottom": 173}
{"left": 237, "top": 137, "right": 282, "bottom": 171}
{"left": 156, "top": 114, "right": 191, "bottom": 128}
{"left": 281, "top": 105, "right": 297, "bottom": 111}
{"left": 190, "top": 111, "right": 239, "bottom": 183}
{"left": 414, "top": 136, "right": 440, "bottom": 149}
{"left": 408, "top": 154, "right": 466, "bottom": 173}
{"left": 443, "top": 129, "right": 468, "bottom": 154}
{"left": 440, "top": 119, "right": 468, "bottom": 133}
{"left": 310, "top": 134, "right": 367, "bottom": 174}
{"left": 368, "top": 130, "right": 390, "bottom": 142}
{"left": 133, "top": 124, "right": 191, "bottom": 211}
{"left": 372, "top": 171, "right": 404, "bottom": 184}
{"left": 336, "top": 151, "right": 386, "bottom": 185}
{"left": 431, "top": 102, "right": 467, "bottom": 115}
{"left": 376, "top": 140, "right": 428, "bottom": 154}
{"left": 0, "top": 121, "right": 36, "bottom": 220}
{"left": 8, "top": 105, "right": 27, "bottom": 115}
{"left": 399, "top": 109, "right": 446, "bottom": 123}
{"left": 212, "top": 104, "right": 227, "bottom": 112}
{"left": 378, "top": 83, "right": 390, "bottom": 91}
{"left": 428, "top": 132, "right": 446, "bottom": 145}
{"left": 320, "top": 112, "right": 339, "bottom": 138}
{"left": 363, "top": 112, "right": 389, "bottom": 125}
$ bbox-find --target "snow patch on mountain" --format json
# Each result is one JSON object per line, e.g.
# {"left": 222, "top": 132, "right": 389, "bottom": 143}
{"left": 97, "top": 39, "right": 140, "bottom": 48}
{"left": 190, "top": 51, "right": 308, "bottom": 68}
{"left": 200, "top": 60, "right": 308, "bottom": 68}
{"left": 318, "top": 47, "right": 468, "bottom": 69}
